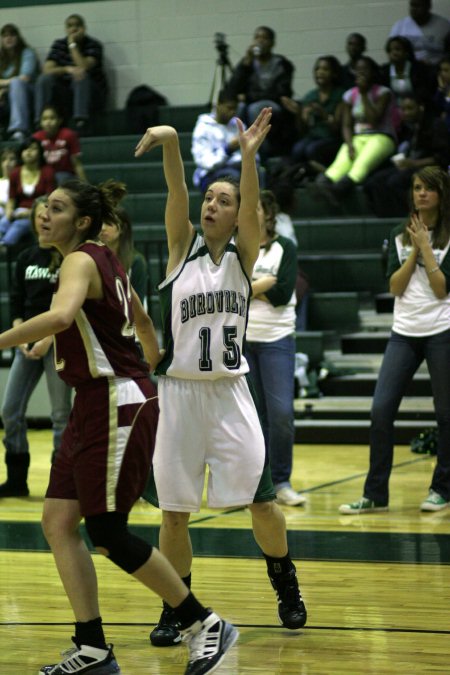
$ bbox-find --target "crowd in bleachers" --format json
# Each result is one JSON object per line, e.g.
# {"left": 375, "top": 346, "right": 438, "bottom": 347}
{"left": 0, "top": 1, "right": 449, "bottom": 257}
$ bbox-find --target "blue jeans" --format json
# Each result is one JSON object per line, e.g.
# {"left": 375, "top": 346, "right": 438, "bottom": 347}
{"left": 0, "top": 215, "right": 31, "bottom": 246}
{"left": 364, "top": 329, "right": 450, "bottom": 504}
{"left": 1, "top": 346, "right": 72, "bottom": 456}
{"left": 34, "top": 72, "right": 92, "bottom": 122}
{"left": 7, "top": 77, "right": 34, "bottom": 134}
{"left": 245, "top": 335, "right": 296, "bottom": 490}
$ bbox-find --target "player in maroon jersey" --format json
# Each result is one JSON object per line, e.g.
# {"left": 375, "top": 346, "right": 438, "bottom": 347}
{"left": 0, "top": 178, "right": 237, "bottom": 675}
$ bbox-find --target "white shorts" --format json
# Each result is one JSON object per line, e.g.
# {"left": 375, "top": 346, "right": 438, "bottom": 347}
{"left": 153, "top": 375, "right": 266, "bottom": 511}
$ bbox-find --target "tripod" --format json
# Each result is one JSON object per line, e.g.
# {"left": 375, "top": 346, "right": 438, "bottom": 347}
{"left": 208, "top": 53, "right": 233, "bottom": 108}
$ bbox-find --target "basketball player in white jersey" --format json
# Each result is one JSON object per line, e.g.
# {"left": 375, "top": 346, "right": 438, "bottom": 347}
{"left": 134, "top": 107, "right": 308, "bottom": 647}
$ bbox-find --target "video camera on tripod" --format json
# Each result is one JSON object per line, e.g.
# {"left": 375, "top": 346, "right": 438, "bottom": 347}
{"left": 214, "top": 32, "right": 232, "bottom": 68}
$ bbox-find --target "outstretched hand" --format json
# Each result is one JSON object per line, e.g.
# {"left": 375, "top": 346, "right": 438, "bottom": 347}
{"left": 236, "top": 107, "right": 272, "bottom": 157}
{"left": 134, "top": 125, "right": 177, "bottom": 157}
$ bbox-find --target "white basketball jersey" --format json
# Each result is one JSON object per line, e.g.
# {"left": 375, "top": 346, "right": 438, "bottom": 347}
{"left": 156, "top": 233, "right": 251, "bottom": 380}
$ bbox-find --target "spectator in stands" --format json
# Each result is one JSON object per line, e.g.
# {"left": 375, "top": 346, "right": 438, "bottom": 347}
{"left": 191, "top": 90, "right": 242, "bottom": 192}
{"left": 365, "top": 94, "right": 449, "bottom": 217}
{"left": 245, "top": 189, "right": 306, "bottom": 507}
{"left": 0, "top": 196, "right": 72, "bottom": 498}
{"left": 0, "top": 138, "right": 55, "bottom": 249}
{"left": 226, "top": 26, "right": 295, "bottom": 158}
{"left": 380, "top": 36, "right": 436, "bottom": 106}
{"left": 340, "top": 33, "right": 367, "bottom": 90}
{"left": 33, "top": 104, "right": 86, "bottom": 184}
{"left": 340, "top": 166, "right": 450, "bottom": 514}
{"left": 433, "top": 54, "right": 450, "bottom": 133}
{"left": 312, "top": 57, "right": 397, "bottom": 205}
{"left": 281, "top": 55, "right": 345, "bottom": 172}
{"left": 389, "top": 0, "right": 450, "bottom": 66}
{"left": 34, "top": 14, "right": 107, "bottom": 132}
{"left": 0, "top": 146, "right": 17, "bottom": 218}
{"left": 0, "top": 23, "right": 39, "bottom": 141}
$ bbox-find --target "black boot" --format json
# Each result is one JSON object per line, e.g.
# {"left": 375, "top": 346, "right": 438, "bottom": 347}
{"left": 0, "top": 453, "right": 30, "bottom": 497}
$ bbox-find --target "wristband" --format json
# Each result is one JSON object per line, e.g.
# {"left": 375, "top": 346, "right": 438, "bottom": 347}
{"left": 427, "top": 265, "right": 439, "bottom": 275}
{"left": 69, "top": 42, "right": 77, "bottom": 49}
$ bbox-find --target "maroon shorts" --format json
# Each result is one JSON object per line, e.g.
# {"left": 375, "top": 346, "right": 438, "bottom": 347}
{"left": 46, "top": 376, "right": 158, "bottom": 517}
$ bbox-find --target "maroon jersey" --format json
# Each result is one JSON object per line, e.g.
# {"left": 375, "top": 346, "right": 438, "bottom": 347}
{"left": 54, "top": 241, "right": 149, "bottom": 387}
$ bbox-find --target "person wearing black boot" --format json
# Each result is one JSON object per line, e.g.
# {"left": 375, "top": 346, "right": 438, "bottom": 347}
{"left": 0, "top": 196, "right": 72, "bottom": 498}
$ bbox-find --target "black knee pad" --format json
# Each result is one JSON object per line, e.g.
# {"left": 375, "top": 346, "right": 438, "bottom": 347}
{"left": 85, "top": 512, "right": 152, "bottom": 574}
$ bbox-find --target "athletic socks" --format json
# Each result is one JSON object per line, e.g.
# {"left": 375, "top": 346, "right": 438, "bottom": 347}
{"left": 75, "top": 616, "right": 107, "bottom": 650}
{"left": 263, "top": 552, "right": 295, "bottom": 578}
{"left": 172, "top": 591, "right": 210, "bottom": 630}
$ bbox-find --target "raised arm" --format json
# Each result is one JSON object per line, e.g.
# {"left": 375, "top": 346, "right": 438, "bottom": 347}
{"left": 135, "top": 126, "right": 195, "bottom": 273}
{"left": 235, "top": 107, "right": 272, "bottom": 277}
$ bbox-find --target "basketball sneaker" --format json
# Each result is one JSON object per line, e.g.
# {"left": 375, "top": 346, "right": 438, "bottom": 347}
{"left": 38, "top": 639, "right": 120, "bottom": 674}
{"left": 339, "top": 497, "right": 389, "bottom": 515}
{"left": 150, "top": 602, "right": 182, "bottom": 646}
{"left": 420, "top": 489, "right": 449, "bottom": 512}
{"left": 269, "top": 566, "right": 307, "bottom": 629}
{"left": 181, "top": 611, "right": 239, "bottom": 675}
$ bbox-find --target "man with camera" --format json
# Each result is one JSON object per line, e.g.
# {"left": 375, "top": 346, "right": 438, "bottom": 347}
{"left": 226, "top": 26, "right": 295, "bottom": 159}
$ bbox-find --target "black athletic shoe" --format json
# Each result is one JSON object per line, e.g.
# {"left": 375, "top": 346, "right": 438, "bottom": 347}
{"left": 182, "top": 611, "right": 239, "bottom": 675}
{"left": 150, "top": 605, "right": 182, "bottom": 647}
{"left": 270, "top": 566, "right": 307, "bottom": 629}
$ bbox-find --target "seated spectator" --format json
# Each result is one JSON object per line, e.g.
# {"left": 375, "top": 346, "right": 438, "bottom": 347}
{"left": 433, "top": 54, "right": 450, "bottom": 133}
{"left": 191, "top": 90, "right": 242, "bottom": 192}
{"left": 281, "top": 55, "right": 345, "bottom": 172}
{"left": 365, "top": 94, "right": 450, "bottom": 217}
{"left": 340, "top": 33, "right": 367, "bottom": 90}
{"left": 33, "top": 104, "right": 86, "bottom": 184}
{"left": 312, "top": 57, "right": 397, "bottom": 205}
{"left": 0, "top": 146, "right": 18, "bottom": 218}
{"left": 0, "top": 23, "right": 39, "bottom": 141}
{"left": 0, "top": 138, "right": 55, "bottom": 249}
{"left": 226, "top": 26, "right": 295, "bottom": 158}
{"left": 389, "top": 0, "right": 450, "bottom": 66}
{"left": 34, "top": 14, "right": 107, "bottom": 132}
{"left": 380, "top": 36, "right": 436, "bottom": 106}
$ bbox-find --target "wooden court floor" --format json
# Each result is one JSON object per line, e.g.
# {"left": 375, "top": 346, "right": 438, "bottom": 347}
{"left": 0, "top": 430, "right": 449, "bottom": 674}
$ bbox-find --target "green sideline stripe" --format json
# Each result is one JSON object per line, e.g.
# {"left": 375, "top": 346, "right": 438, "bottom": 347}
{"left": 1, "top": 521, "right": 449, "bottom": 564}
{"left": 0, "top": 0, "right": 108, "bottom": 7}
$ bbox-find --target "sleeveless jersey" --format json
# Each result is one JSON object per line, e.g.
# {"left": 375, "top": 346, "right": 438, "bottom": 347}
{"left": 54, "top": 241, "right": 149, "bottom": 387}
{"left": 156, "top": 233, "right": 251, "bottom": 380}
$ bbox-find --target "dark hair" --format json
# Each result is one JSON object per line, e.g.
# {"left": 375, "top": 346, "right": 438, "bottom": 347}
{"left": 0, "top": 144, "right": 17, "bottom": 166}
{"left": 19, "top": 138, "right": 45, "bottom": 167}
{"left": 60, "top": 179, "right": 118, "bottom": 241}
{"left": 314, "top": 55, "right": 342, "bottom": 84}
{"left": 65, "top": 14, "right": 85, "bottom": 27}
{"left": 113, "top": 206, "right": 135, "bottom": 271}
{"left": 217, "top": 88, "right": 238, "bottom": 105}
{"left": 205, "top": 176, "right": 241, "bottom": 207}
{"left": 31, "top": 196, "right": 62, "bottom": 272}
{"left": 256, "top": 26, "right": 275, "bottom": 42}
{"left": 347, "top": 32, "right": 367, "bottom": 51}
{"left": 0, "top": 24, "right": 28, "bottom": 76}
{"left": 356, "top": 56, "right": 380, "bottom": 83}
{"left": 97, "top": 178, "right": 127, "bottom": 208}
{"left": 384, "top": 35, "right": 416, "bottom": 62}
{"left": 260, "top": 189, "right": 278, "bottom": 249}
{"left": 40, "top": 104, "right": 64, "bottom": 120}
{"left": 404, "top": 166, "right": 450, "bottom": 249}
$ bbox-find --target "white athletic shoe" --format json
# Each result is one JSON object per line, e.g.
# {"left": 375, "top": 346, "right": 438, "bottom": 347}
{"left": 38, "top": 639, "right": 120, "bottom": 674}
{"left": 276, "top": 486, "right": 307, "bottom": 506}
{"left": 182, "top": 611, "right": 239, "bottom": 674}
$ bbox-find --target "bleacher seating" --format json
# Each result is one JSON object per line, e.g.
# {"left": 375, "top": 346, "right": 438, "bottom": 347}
{"left": 2, "top": 105, "right": 428, "bottom": 445}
